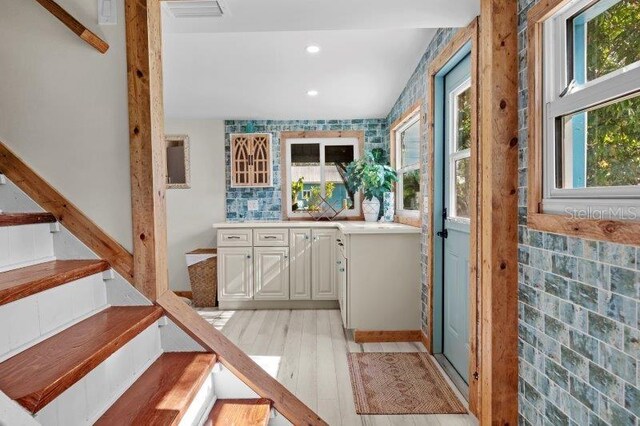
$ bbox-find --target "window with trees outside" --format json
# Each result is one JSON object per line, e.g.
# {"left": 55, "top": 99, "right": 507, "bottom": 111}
{"left": 285, "top": 138, "right": 361, "bottom": 218}
{"left": 540, "top": 0, "right": 640, "bottom": 219}
{"left": 394, "top": 114, "right": 421, "bottom": 215}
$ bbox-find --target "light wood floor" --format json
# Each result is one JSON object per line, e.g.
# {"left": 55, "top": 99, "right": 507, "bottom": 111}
{"left": 198, "top": 309, "right": 478, "bottom": 426}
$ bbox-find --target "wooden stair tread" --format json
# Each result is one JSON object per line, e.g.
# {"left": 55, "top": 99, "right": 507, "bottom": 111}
{"left": 95, "top": 352, "right": 217, "bottom": 426}
{"left": 206, "top": 399, "right": 272, "bottom": 426}
{"left": 0, "top": 259, "right": 110, "bottom": 306}
{"left": 0, "top": 212, "right": 56, "bottom": 227}
{"left": 0, "top": 305, "right": 163, "bottom": 413}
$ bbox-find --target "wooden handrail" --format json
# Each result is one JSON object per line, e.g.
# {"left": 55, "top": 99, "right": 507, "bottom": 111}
{"left": 0, "top": 141, "right": 134, "bottom": 283}
{"left": 35, "top": 0, "right": 109, "bottom": 54}
{"left": 157, "top": 291, "right": 328, "bottom": 426}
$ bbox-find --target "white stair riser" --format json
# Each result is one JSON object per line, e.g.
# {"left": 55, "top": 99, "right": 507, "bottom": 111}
{"left": 0, "top": 224, "right": 55, "bottom": 272}
{"left": 34, "top": 321, "right": 163, "bottom": 426}
{"left": 182, "top": 374, "right": 216, "bottom": 426}
{"left": 0, "top": 273, "right": 108, "bottom": 362}
{"left": 212, "top": 356, "right": 280, "bottom": 400}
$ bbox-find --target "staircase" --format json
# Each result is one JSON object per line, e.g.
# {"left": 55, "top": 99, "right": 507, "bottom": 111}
{"left": 0, "top": 205, "right": 275, "bottom": 423}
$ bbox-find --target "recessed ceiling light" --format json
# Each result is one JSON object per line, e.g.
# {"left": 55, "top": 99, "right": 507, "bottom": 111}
{"left": 307, "top": 90, "right": 319, "bottom": 97}
{"left": 306, "top": 45, "right": 321, "bottom": 54}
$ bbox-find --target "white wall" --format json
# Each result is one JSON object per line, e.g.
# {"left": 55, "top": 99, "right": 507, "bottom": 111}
{"left": 165, "top": 119, "right": 226, "bottom": 291}
{"left": 0, "top": 0, "right": 132, "bottom": 250}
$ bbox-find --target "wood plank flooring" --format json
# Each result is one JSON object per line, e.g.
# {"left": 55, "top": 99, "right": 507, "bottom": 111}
{"left": 198, "top": 309, "right": 478, "bottom": 426}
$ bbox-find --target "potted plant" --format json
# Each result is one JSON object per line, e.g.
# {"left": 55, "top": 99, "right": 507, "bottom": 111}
{"left": 346, "top": 150, "right": 397, "bottom": 222}
{"left": 291, "top": 177, "right": 304, "bottom": 211}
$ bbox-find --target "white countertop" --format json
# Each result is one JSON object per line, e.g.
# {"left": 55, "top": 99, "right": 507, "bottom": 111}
{"left": 212, "top": 220, "right": 420, "bottom": 235}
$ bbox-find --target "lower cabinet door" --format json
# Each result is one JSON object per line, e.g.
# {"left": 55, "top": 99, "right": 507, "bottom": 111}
{"left": 289, "top": 229, "right": 312, "bottom": 300}
{"left": 218, "top": 247, "right": 253, "bottom": 301}
{"left": 311, "top": 229, "right": 338, "bottom": 300}
{"left": 254, "top": 246, "right": 290, "bottom": 300}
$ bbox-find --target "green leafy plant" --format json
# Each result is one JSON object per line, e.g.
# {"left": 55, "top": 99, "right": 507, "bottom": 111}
{"left": 306, "top": 182, "right": 336, "bottom": 211}
{"left": 291, "top": 177, "right": 304, "bottom": 203}
{"left": 345, "top": 150, "right": 397, "bottom": 201}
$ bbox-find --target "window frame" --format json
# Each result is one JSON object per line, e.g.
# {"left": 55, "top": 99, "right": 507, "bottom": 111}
{"left": 540, "top": 0, "right": 640, "bottom": 216}
{"left": 527, "top": 0, "right": 640, "bottom": 244}
{"left": 390, "top": 103, "right": 422, "bottom": 225}
{"left": 283, "top": 136, "right": 361, "bottom": 219}
{"left": 447, "top": 78, "right": 472, "bottom": 221}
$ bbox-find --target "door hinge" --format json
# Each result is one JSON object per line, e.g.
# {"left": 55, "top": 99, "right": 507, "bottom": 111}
{"left": 442, "top": 207, "right": 448, "bottom": 220}
{"left": 436, "top": 229, "right": 448, "bottom": 239}
{"left": 473, "top": 371, "right": 479, "bottom": 380}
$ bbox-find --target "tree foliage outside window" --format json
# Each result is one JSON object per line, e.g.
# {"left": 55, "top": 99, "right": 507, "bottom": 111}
{"left": 581, "top": 0, "right": 640, "bottom": 187}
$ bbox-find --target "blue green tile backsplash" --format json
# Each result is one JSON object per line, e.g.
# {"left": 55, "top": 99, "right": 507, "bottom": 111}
{"left": 224, "top": 119, "right": 386, "bottom": 221}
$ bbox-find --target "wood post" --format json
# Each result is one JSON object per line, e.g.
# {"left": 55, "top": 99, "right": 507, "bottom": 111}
{"left": 478, "top": 0, "right": 519, "bottom": 424}
{"left": 124, "top": 0, "right": 168, "bottom": 300}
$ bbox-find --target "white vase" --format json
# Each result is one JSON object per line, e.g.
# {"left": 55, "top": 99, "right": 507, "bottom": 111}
{"left": 382, "top": 192, "right": 395, "bottom": 222}
{"left": 362, "top": 197, "right": 380, "bottom": 222}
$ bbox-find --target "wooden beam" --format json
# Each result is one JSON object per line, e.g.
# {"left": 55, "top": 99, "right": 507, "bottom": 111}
{"left": 124, "top": 0, "right": 168, "bottom": 301}
{"left": 0, "top": 141, "right": 134, "bottom": 284}
{"left": 157, "top": 291, "right": 328, "bottom": 426}
{"left": 478, "top": 0, "right": 519, "bottom": 424}
{"left": 34, "top": 0, "right": 109, "bottom": 54}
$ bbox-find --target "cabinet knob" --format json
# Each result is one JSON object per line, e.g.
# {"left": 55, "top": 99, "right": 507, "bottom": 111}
{"left": 247, "top": 255, "right": 251, "bottom": 259}
{"left": 337, "top": 260, "right": 342, "bottom": 265}
{"left": 339, "top": 268, "right": 345, "bottom": 272}
{"left": 284, "top": 255, "right": 288, "bottom": 259}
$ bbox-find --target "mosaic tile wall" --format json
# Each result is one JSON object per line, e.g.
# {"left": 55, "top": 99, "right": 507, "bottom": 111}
{"left": 224, "top": 119, "right": 387, "bottom": 221}
{"left": 385, "top": 28, "right": 457, "bottom": 335}
{"left": 517, "top": 0, "right": 640, "bottom": 424}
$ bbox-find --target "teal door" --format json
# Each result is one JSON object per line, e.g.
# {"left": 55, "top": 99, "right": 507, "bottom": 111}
{"left": 439, "top": 54, "right": 472, "bottom": 384}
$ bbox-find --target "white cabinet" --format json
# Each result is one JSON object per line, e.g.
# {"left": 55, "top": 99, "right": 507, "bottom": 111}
{"left": 218, "top": 247, "right": 253, "bottom": 301}
{"left": 254, "top": 247, "right": 290, "bottom": 300}
{"left": 289, "top": 229, "right": 312, "bottom": 300}
{"left": 311, "top": 229, "right": 338, "bottom": 300}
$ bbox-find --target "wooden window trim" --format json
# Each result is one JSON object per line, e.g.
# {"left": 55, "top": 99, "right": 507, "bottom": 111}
{"left": 527, "top": 0, "right": 640, "bottom": 245}
{"left": 280, "top": 130, "right": 365, "bottom": 221}
{"left": 425, "top": 18, "right": 481, "bottom": 417}
{"left": 390, "top": 101, "right": 422, "bottom": 227}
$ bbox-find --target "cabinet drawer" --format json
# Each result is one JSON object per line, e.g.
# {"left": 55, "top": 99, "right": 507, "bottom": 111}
{"left": 253, "top": 229, "right": 289, "bottom": 246}
{"left": 217, "top": 229, "right": 253, "bottom": 247}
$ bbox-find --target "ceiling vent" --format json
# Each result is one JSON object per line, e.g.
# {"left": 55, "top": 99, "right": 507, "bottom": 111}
{"left": 164, "top": 0, "right": 229, "bottom": 18}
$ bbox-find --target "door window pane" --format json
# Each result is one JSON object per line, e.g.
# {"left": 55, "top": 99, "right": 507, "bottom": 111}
{"left": 557, "top": 94, "right": 640, "bottom": 189}
{"left": 402, "top": 169, "right": 420, "bottom": 210}
{"left": 400, "top": 120, "right": 420, "bottom": 167}
{"left": 572, "top": 0, "right": 640, "bottom": 83}
{"left": 456, "top": 88, "right": 472, "bottom": 151}
{"left": 290, "top": 143, "right": 321, "bottom": 211}
{"left": 324, "top": 145, "right": 355, "bottom": 211}
{"left": 454, "top": 158, "right": 471, "bottom": 219}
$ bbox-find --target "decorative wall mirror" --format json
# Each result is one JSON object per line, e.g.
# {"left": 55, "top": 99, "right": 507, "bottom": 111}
{"left": 166, "top": 134, "right": 191, "bottom": 189}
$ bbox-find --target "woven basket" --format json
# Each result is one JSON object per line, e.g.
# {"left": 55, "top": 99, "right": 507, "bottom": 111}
{"left": 188, "top": 255, "right": 217, "bottom": 308}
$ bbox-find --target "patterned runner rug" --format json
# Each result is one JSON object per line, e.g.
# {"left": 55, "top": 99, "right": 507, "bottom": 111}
{"left": 347, "top": 352, "right": 467, "bottom": 415}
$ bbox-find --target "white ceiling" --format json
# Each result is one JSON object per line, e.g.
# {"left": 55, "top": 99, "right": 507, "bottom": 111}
{"left": 161, "top": 0, "right": 480, "bottom": 120}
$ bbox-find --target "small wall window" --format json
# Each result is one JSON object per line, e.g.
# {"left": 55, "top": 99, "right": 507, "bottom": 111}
{"left": 541, "top": 0, "right": 640, "bottom": 218}
{"left": 391, "top": 106, "right": 421, "bottom": 219}
{"left": 166, "top": 135, "right": 190, "bottom": 189}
